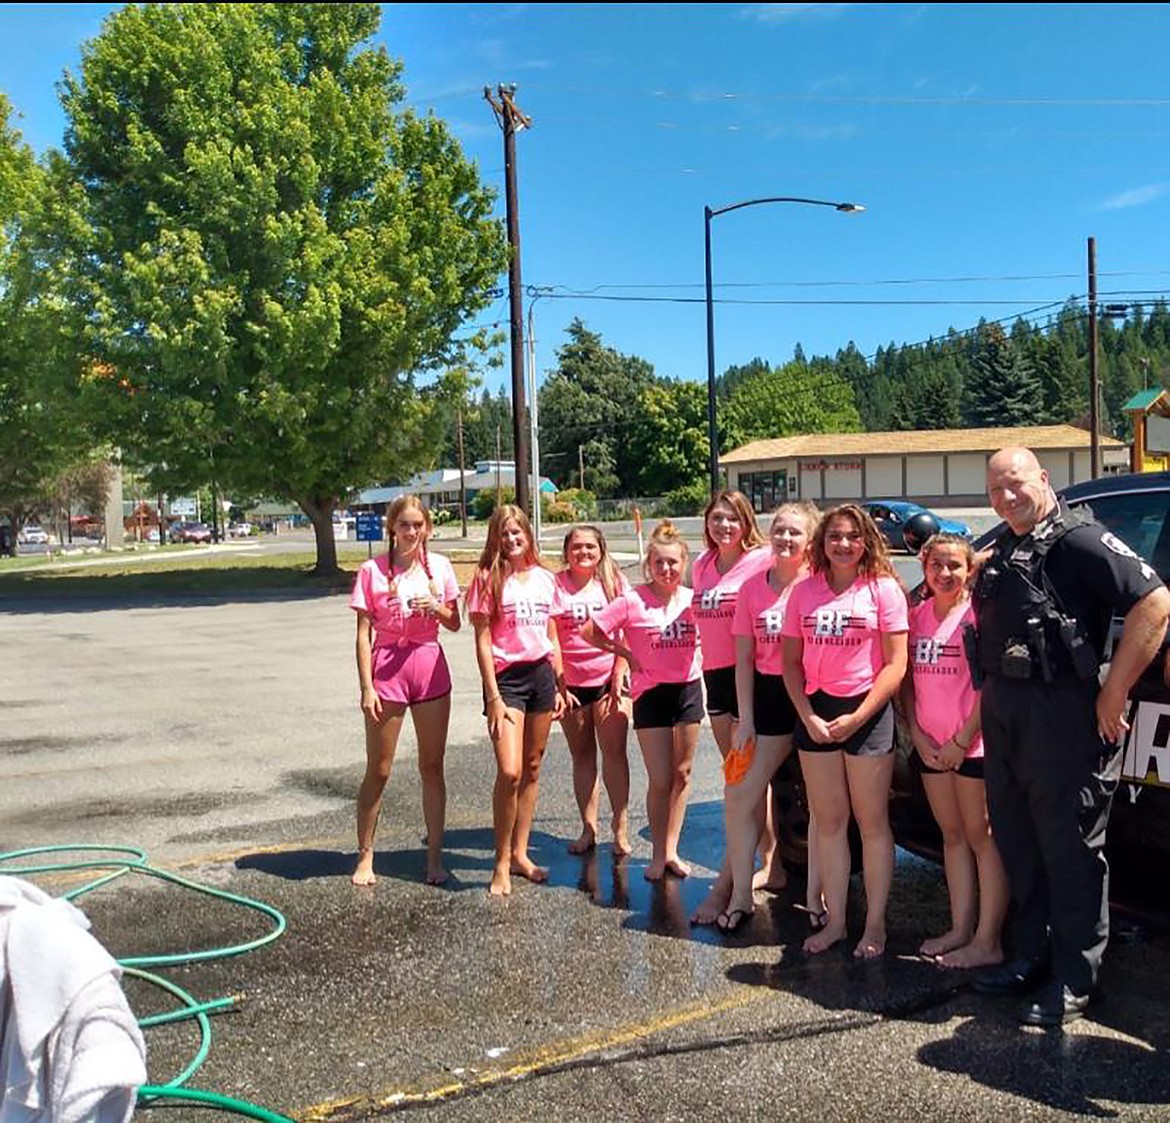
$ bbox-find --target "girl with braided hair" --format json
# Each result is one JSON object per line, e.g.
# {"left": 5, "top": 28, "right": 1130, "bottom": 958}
{"left": 350, "top": 496, "right": 461, "bottom": 887}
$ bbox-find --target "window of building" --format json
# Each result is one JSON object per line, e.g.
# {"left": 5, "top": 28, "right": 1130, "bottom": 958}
{"left": 738, "top": 470, "right": 789, "bottom": 513}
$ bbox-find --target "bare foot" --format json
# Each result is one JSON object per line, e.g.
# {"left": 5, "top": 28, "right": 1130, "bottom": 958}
{"left": 489, "top": 866, "right": 512, "bottom": 896}
{"left": 919, "top": 928, "right": 970, "bottom": 958}
{"left": 664, "top": 857, "right": 691, "bottom": 878}
{"left": 568, "top": 826, "right": 597, "bottom": 855}
{"left": 644, "top": 861, "right": 666, "bottom": 882}
{"left": 853, "top": 929, "right": 886, "bottom": 959}
{"left": 510, "top": 855, "right": 549, "bottom": 883}
{"left": 351, "top": 850, "right": 376, "bottom": 887}
{"left": 611, "top": 815, "right": 632, "bottom": 858}
{"left": 691, "top": 884, "right": 730, "bottom": 926}
{"left": 803, "top": 922, "right": 847, "bottom": 954}
{"left": 935, "top": 942, "right": 1004, "bottom": 970}
{"left": 424, "top": 865, "right": 449, "bottom": 886}
{"left": 751, "top": 864, "right": 788, "bottom": 893}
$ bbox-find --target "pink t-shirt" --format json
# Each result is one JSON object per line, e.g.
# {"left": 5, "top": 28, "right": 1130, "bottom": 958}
{"left": 552, "top": 570, "right": 631, "bottom": 688}
{"left": 782, "top": 573, "right": 909, "bottom": 697}
{"left": 350, "top": 552, "right": 460, "bottom": 648}
{"left": 732, "top": 568, "right": 807, "bottom": 677}
{"left": 591, "top": 585, "right": 702, "bottom": 700}
{"left": 908, "top": 598, "right": 984, "bottom": 759}
{"left": 692, "top": 546, "right": 773, "bottom": 671}
{"left": 466, "top": 566, "right": 557, "bottom": 672}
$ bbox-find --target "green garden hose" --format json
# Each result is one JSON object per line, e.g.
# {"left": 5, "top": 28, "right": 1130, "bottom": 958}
{"left": 0, "top": 844, "right": 294, "bottom": 1121}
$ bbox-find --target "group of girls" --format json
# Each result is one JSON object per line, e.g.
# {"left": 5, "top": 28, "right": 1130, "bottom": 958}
{"left": 349, "top": 492, "right": 1007, "bottom": 969}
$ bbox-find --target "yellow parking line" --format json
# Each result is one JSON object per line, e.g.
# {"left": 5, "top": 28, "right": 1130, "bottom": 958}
{"left": 298, "top": 988, "right": 769, "bottom": 1121}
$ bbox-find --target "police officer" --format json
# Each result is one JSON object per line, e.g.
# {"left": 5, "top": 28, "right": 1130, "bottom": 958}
{"left": 971, "top": 447, "right": 1170, "bottom": 1025}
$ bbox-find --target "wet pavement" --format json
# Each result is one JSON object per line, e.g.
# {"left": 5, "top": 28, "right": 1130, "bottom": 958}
{"left": 2, "top": 590, "right": 1169, "bottom": 1121}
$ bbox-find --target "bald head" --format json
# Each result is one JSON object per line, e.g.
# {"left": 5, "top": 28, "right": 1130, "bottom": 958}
{"left": 986, "top": 446, "right": 1054, "bottom": 535}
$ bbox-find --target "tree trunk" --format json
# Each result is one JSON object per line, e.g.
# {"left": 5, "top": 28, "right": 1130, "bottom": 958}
{"left": 297, "top": 495, "right": 340, "bottom": 575}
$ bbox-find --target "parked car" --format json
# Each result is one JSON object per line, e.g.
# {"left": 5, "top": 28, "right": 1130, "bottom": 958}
{"left": 170, "top": 520, "right": 213, "bottom": 544}
{"left": 227, "top": 521, "right": 253, "bottom": 538}
{"left": 18, "top": 524, "right": 50, "bottom": 545}
{"left": 861, "top": 500, "right": 972, "bottom": 553}
{"left": 890, "top": 470, "right": 1170, "bottom": 915}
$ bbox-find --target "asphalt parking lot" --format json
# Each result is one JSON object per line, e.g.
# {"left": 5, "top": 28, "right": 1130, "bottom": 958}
{"left": 2, "top": 584, "right": 1169, "bottom": 1121}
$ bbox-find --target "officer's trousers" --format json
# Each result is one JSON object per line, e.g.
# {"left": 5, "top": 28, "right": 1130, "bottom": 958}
{"left": 981, "top": 675, "right": 1123, "bottom": 994}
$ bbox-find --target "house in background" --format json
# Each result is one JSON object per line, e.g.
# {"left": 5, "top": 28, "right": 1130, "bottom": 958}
{"left": 352, "top": 461, "right": 558, "bottom": 515}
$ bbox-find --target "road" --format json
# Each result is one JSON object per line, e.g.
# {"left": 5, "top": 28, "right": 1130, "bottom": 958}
{"left": 2, "top": 584, "right": 1168, "bottom": 1121}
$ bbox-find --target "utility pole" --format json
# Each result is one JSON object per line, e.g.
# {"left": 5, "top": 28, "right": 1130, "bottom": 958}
{"left": 578, "top": 444, "right": 585, "bottom": 490}
{"left": 485, "top": 84, "right": 532, "bottom": 517}
{"left": 457, "top": 407, "right": 468, "bottom": 537}
{"left": 496, "top": 424, "right": 503, "bottom": 506}
{"left": 1088, "top": 236, "right": 1101, "bottom": 479}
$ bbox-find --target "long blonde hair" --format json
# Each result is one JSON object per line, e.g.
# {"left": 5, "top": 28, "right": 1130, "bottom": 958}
{"left": 386, "top": 495, "right": 439, "bottom": 596}
{"left": 468, "top": 504, "right": 544, "bottom": 622}
{"left": 562, "top": 524, "right": 622, "bottom": 602}
{"left": 642, "top": 519, "right": 689, "bottom": 584}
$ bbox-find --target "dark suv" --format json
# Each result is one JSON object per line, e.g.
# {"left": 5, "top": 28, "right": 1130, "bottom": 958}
{"left": 890, "top": 470, "right": 1170, "bottom": 914}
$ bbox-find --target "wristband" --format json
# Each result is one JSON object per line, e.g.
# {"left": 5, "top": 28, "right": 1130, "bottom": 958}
{"left": 487, "top": 693, "right": 503, "bottom": 705}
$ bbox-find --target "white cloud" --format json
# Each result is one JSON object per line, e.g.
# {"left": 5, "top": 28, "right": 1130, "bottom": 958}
{"left": 1099, "top": 184, "right": 1168, "bottom": 210}
{"left": 742, "top": 3, "right": 854, "bottom": 22}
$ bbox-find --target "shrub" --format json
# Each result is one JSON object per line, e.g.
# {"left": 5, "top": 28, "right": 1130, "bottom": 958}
{"left": 542, "top": 499, "right": 577, "bottom": 523}
{"left": 661, "top": 479, "right": 710, "bottom": 517}
{"left": 472, "top": 486, "right": 515, "bottom": 521}
{"left": 553, "top": 488, "right": 597, "bottom": 520}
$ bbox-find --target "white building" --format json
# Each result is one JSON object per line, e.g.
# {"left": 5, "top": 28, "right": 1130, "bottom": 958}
{"left": 720, "top": 424, "right": 1128, "bottom": 511}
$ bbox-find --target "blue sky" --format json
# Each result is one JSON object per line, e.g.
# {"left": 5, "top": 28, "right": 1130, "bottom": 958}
{"left": 4, "top": 3, "right": 1170, "bottom": 397}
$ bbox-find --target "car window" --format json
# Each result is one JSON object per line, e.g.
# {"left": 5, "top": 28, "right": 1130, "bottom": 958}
{"left": 1075, "top": 490, "right": 1170, "bottom": 580}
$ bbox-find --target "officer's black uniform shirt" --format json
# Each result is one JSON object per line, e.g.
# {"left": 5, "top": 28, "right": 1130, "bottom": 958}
{"left": 1007, "top": 501, "right": 1165, "bottom": 660}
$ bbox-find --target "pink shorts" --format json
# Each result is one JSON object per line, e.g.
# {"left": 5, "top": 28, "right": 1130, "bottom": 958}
{"left": 371, "top": 643, "right": 452, "bottom": 706}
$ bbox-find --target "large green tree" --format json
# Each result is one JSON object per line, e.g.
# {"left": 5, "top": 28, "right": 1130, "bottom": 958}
{"left": 626, "top": 380, "right": 709, "bottom": 496}
{"left": 59, "top": 3, "right": 506, "bottom": 571}
{"left": 962, "top": 322, "right": 1043, "bottom": 427}
{"left": 537, "top": 319, "right": 657, "bottom": 496}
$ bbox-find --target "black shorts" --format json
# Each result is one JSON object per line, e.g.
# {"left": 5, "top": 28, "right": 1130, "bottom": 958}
{"left": 753, "top": 671, "right": 797, "bottom": 737}
{"left": 566, "top": 682, "right": 608, "bottom": 709}
{"left": 911, "top": 750, "right": 986, "bottom": 780}
{"left": 489, "top": 659, "right": 557, "bottom": 715}
{"left": 703, "top": 665, "right": 738, "bottom": 718}
{"left": 795, "top": 691, "right": 894, "bottom": 757}
{"left": 633, "top": 679, "right": 705, "bottom": 730}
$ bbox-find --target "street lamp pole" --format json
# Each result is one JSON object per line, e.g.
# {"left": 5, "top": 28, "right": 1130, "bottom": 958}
{"left": 704, "top": 195, "right": 864, "bottom": 495}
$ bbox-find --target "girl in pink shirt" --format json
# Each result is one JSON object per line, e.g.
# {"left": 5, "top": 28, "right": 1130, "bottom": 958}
{"left": 553, "top": 526, "right": 633, "bottom": 857}
{"left": 467, "top": 505, "right": 566, "bottom": 897}
{"left": 902, "top": 533, "right": 1007, "bottom": 969}
{"left": 712, "top": 502, "right": 823, "bottom": 934}
{"left": 690, "top": 490, "right": 775, "bottom": 925}
{"left": 782, "top": 504, "right": 908, "bottom": 959}
{"left": 349, "top": 496, "right": 462, "bottom": 888}
{"left": 582, "top": 521, "right": 702, "bottom": 882}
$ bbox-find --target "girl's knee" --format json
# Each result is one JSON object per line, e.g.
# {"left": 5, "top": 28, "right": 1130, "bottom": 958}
{"left": 495, "top": 768, "right": 522, "bottom": 791}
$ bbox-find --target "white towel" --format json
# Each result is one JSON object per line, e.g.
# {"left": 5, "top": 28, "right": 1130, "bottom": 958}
{"left": 0, "top": 875, "right": 146, "bottom": 1123}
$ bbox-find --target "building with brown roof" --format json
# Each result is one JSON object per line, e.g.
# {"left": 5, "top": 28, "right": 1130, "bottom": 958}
{"left": 719, "top": 424, "right": 1128, "bottom": 511}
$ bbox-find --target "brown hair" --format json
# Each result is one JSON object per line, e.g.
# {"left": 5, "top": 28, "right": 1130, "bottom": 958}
{"left": 467, "top": 504, "right": 544, "bottom": 622}
{"left": 386, "top": 495, "right": 439, "bottom": 595}
{"left": 562, "top": 524, "right": 622, "bottom": 602}
{"left": 701, "top": 490, "right": 766, "bottom": 553}
{"left": 808, "top": 503, "right": 899, "bottom": 583}
{"left": 642, "top": 519, "right": 689, "bottom": 584}
{"left": 917, "top": 532, "right": 976, "bottom": 596}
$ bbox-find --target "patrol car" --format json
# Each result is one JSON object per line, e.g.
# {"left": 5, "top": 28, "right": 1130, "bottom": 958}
{"left": 889, "top": 470, "right": 1170, "bottom": 914}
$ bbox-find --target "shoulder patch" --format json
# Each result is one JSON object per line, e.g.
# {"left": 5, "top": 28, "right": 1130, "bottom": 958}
{"left": 1101, "top": 531, "right": 1155, "bottom": 580}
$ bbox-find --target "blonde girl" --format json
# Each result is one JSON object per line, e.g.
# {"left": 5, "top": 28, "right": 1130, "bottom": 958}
{"left": 902, "top": 532, "right": 1008, "bottom": 968}
{"left": 467, "top": 505, "right": 567, "bottom": 896}
{"left": 349, "top": 496, "right": 461, "bottom": 887}
{"left": 582, "top": 521, "right": 703, "bottom": 881}
{"left": 553, "top": 525, "right": 633, "bottom": 856}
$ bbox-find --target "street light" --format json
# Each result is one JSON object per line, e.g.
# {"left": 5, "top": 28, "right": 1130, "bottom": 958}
{"left": 704, "top": 196, "right": 865, "bottom": 494}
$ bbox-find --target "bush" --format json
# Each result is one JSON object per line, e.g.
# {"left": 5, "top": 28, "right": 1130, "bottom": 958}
{"left": 472, "top": 486, "right": 515, "bottom": 521}
{"left": 431, "top": 508, "right": 453, "bottom": 525}
{"left": 661, "top": 479, "right": 710, "bottom": 517}
{"left": 553, "top": 488, "right": 597, "bottom": 520}
{"left": 542, "top": 499, "right": 577, "bottom": 523}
